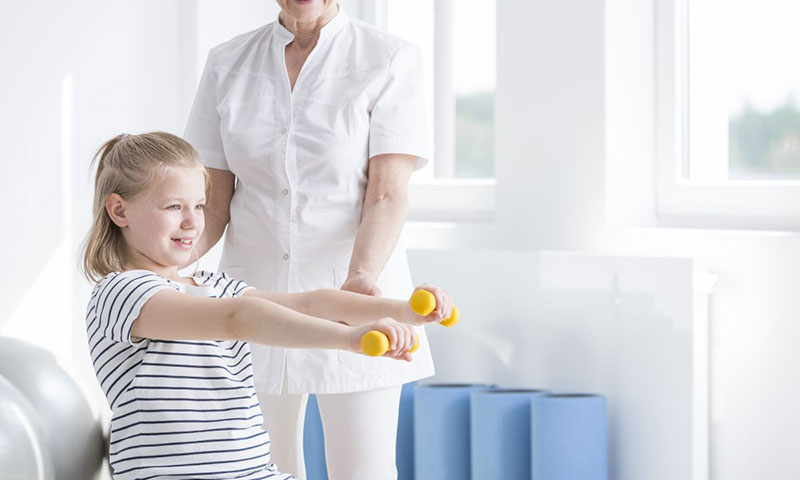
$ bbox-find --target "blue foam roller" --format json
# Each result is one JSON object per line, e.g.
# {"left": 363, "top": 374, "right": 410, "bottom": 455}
{"left": 414, "top": 384, "right": 495, "bottom": 480}
{"left": 531, "top": 394, "right": 608, "bottom": 480}
{"left": 471, "top": 389, "right": 549, "bottom": 480}
{"left": 397, "top": 381, "right": 417, "bottom": 480}
{"left": 303, "top": 394, "right": 328, "bottom": 480}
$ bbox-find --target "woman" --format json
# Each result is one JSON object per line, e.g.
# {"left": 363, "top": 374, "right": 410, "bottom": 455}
{"left": 184, "top": 1, "right": 438, "bottom": 478}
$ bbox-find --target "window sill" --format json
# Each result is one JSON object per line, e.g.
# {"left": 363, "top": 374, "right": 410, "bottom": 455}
{"left": 408, "top": 179, "right": 495, "bottom": 223}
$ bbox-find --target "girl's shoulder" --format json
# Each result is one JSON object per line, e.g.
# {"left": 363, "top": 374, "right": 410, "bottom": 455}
{"left": 191, "top": 270, "right": 252, "bottom": 298}
{"left": 90, "top": 270, "right": 177, "bottom": 297}
{"left": 190, "top": 270, "right": 239, "bottom": 284}
{"left": 86, "top": 270, "right": 180, "bottom": 318}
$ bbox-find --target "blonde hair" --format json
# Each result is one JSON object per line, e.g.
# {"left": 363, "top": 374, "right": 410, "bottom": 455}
{"left": 81, "top": 132, "right": 209, "bottom": 283}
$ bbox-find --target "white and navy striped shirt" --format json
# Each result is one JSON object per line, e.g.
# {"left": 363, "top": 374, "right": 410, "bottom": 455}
{"left": 86, "top": 269, "right": 294, "bottom": 480}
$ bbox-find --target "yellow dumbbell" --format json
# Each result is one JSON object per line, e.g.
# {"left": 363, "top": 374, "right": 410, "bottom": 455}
{"left": 361, "top": 290, "right": 459, "bottom": 356}
{"left": 361, "top": 330, "right": 420, "bottom": 357}
{"left": 409, "top": 290, "right": 459, "bottom": 327}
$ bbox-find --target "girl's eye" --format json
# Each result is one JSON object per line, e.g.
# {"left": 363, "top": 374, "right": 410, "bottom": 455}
{"left": 167, "top": 205, "right": 181, "bottom": 211}
{"left": 196, "top": 204, "right": 205, "bottom": 211}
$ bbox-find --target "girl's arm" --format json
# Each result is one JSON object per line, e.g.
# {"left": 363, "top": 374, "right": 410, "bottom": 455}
{"left": 130, "top": 290, "right": 416, "bottom": 360}
{"left": 242, "top": 284, "right": 454, "bottom": 327}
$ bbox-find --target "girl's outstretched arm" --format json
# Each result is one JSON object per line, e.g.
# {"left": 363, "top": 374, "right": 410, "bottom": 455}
{"left": 242, "top": 284, "right": 454, "bottom": 327}
{"left": 130, "top": 290, "right": 416, "bottom": 360}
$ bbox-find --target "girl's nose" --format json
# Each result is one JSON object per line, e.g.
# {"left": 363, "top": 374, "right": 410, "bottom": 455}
{"left": 181, "top": 210, "right": 202, "bottom": 229}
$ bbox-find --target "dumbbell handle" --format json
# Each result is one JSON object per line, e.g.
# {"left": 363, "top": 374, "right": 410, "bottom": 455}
{"left": 360, "top": 290, "right": 459, "bottom": 357}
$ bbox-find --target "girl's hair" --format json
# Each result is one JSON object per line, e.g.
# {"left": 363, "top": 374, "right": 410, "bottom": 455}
{"left": 81, "top": 132, "right": 209, "bottom": 283}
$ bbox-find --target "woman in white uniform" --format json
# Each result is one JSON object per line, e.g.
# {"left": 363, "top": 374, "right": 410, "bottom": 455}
{"left": 184, "top": 1, "right": 436, "bottom": 478}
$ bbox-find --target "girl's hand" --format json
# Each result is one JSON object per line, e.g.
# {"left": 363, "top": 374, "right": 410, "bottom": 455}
{"left": 407, "top": 284, "right": 455, "bottom": 326}
{"left": 348, "top": 318, "right": 416, "bottom": 361}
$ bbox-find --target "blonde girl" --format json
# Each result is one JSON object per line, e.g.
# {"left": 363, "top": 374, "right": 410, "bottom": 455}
{"left": 82, "top": 132, "right": 453, "bottom": 480}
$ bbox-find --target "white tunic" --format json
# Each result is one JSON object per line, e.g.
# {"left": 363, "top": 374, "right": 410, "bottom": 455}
{"left": 184, "top": 7, "right": 435, "bottom": 395}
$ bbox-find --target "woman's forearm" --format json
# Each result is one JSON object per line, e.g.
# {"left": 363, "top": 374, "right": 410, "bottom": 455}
{"left": 349, "top": 189, "right": 408, "bottom": 280}
{"left": 347, "top": 155, "right": 415, "bottom": 282}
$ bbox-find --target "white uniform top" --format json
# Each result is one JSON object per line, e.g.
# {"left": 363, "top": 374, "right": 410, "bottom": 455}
{"left": 184, "top": 6, "right": 435, "bottom": 395}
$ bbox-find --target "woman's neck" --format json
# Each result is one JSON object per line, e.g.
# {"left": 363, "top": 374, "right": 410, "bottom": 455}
{"left": 279, "top": 3, "right": 338, "bottom": 50}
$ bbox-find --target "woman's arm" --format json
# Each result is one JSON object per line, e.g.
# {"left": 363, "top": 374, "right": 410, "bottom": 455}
{"left": 130, "top": 290, "right": 416, "bottom": 360}
{"left": 340, "top": 154, "right": 416, "bottom": 296}
{"left": 189, "top": 167, "right": 234, "bottom": 264}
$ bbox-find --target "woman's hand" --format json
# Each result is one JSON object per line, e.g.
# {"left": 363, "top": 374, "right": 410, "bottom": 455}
{"left": 341, "top": 270, "right": 382, "bottom": 297}
{"left": 347, "top": 318, "right": 416, "bottom": 361}
{"left": 405, "top": 284, "right": 455, "bottom": 326}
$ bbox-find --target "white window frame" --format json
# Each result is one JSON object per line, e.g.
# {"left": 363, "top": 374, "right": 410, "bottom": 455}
{"left": 355, "top": 0, "right": 496, "bottom": 223}
{"left": 656, "top": 0, "right": 800, "bottom": 231}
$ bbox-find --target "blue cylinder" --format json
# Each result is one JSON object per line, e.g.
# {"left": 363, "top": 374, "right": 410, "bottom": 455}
{"left": 414, "top": 384, "right": 495, "bottom": 480}
{"left": 397, "top": 381, "right": 417, "bottom": 480}
{"left": 303, "top": 394, "right": 328, "bottom": 480}
{"left": 470, "top": 389, "right": 549, "bottom": 480}
{"left": 531, "top": 394, "right": 608, "bottom": 480}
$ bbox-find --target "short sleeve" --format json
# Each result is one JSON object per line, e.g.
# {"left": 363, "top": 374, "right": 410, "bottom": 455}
{"left": 94, "top": 271, "right": 173, "bottom": 344}
{"left": 368, "top": 44, "right": 429, "bottom": 169}
{"left": 194, "top": 270, "right": 254, "bottom": 298}
{"left": 184, "top": 51, "right": 229, "bottom": 171}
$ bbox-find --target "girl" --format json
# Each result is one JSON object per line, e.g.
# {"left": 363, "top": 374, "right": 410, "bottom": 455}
{"left": 82, "top": 132, "right": 453, "bottom": 480}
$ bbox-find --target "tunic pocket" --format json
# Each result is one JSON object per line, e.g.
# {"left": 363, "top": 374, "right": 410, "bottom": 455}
{"left": 218, "top": 98, "right": 278, "bottom": 174}
{"left": 334, "top": 267, "right": 388, "bottom": 373}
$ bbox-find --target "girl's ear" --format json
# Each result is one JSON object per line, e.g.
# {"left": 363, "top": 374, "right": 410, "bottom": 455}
{"left": 105, "top": 194, "right": 129, "bottom": 227}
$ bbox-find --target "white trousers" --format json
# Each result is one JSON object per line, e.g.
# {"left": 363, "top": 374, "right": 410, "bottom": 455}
{"left": 258, "top": 381, "right": 403, "bottom": 480}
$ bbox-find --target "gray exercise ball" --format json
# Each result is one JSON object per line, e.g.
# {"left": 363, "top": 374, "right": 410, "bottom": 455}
{"left": 0, "top": 337, "right": 104, "bottom": 480}
{"left": 0, "top": 375, "right": 54, "bottom": 480}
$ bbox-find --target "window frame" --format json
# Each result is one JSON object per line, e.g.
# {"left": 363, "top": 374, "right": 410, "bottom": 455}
{"left": 655, "top": 0, "right": 800, "bottom": 230}
{"left": 356, "top": 0, "right": 497, "bottom": 223}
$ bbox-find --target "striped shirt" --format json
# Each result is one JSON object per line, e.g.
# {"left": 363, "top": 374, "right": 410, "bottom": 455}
{"left": 86, "top": 269, "right": 294, "bottom": 480}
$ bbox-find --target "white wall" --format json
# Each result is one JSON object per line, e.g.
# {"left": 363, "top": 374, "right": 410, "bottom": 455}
{"left": 0, "top": 1, "right": 187, "bottom": 395}
{"left": 466, "top": 0, "right": 800, "bottom": 478}
{"left": 409, "top": 249, "right": 698, "bottom": 480}
{"left": 1, "top": 0, "right": 795, "bottom": 478}
{"left": 412, "top": 0, "right": 800, "bottom": 478}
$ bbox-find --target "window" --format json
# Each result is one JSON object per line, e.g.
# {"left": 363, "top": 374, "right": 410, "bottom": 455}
{"left": 360, "top": 0, "right": 497, "bottom": 222}
{"left": 686, "top": 0, "right": 800, "bottom": 182}
{"left": 381, "top": 0, "right": 496, "bottom": 180}
{"left": 656, "top": 0, "right": 800, "bottom": 227}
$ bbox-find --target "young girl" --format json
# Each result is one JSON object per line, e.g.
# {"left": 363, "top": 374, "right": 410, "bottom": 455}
{"left": 82, "top": 132, "right": 453, "bottom": 480}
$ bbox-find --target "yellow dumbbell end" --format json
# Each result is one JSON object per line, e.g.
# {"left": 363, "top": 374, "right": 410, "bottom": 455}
{"left": 409, "top": 335, "right": 420, "bottom": 353}
{"left": 439, "top": 305, "right": 460, "bottom": 328}
{"left": 361, "top": 330, "right": 390, "bottom": 357}
{"left": 410, "top": 290, "right": 436, "bottom": 316}
{"left": 361, "top": 331, "right": 421, "bottom": 356}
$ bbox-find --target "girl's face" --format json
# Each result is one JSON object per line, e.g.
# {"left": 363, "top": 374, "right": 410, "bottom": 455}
{"left": 277, "top": 0, "right": 336, "bottom": 24}
{"left": 119, "top": 166, "right": 206, "bottom": 273}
